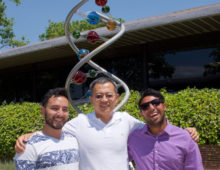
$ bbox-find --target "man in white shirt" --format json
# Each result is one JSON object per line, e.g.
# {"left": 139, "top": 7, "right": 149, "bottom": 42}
{"left": 63, "top": 77, "right": 142, "bottom": 170}
{"left": 15, "top": 77, "right": 198, "bottom": 170}
{"left": 14, "top": 88, "right": 79, "bottom": 170}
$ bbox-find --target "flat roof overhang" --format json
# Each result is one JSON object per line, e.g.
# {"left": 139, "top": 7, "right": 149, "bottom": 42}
{"left": 0, "top": 3, "right": 220, "bottom": 71}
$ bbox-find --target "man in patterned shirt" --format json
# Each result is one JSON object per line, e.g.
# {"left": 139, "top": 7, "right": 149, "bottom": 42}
{"left": 14, "top": 88, "right": 79, "bottom": 170}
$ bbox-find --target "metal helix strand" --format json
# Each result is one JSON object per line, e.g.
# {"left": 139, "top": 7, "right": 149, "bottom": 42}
{"left": 64, "top": 0, "right": 130, "bottom": 113}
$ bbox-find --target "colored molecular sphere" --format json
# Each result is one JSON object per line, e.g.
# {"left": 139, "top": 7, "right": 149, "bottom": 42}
{"left": 73, "top": 30, "right": 80, "bottom": 39}
{"left": 87, "top": 31, "right": 99, "bottom": 44}
{"left": 102, "top": 5, "right": 110, "bottom": 13}
{"left": 87, "top": 11, "right": 100, "bottom": 25}
{"left": 88, "top": 69, "right": 98, "bottom": 78}
{"left": 78, "top": 49, "right": 89, "bottom": 60}
{"left": 72, "top": 71, "right": 87, "bottom": 85}
{"left": 95, "top": 0, "right": 107, "bottom": 7}
{"left": 106, "top": 20, "right": 117, "bottom": 31}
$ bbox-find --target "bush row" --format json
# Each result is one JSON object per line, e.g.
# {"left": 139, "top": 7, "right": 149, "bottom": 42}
{"left": 0, "top": 88, "right": 219, "bottom": 160}
{"left": 120, "top": 88, "right": 220, "bottom": 145}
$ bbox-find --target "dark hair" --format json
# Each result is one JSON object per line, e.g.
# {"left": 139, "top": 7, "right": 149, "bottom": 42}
{"left": 89, "top": 77, "right": 118, "bottom": 94}
{"left": 138, "top": 88, "right": 165, "bottom": 109}
{"left": 42, "top": 88, "right": 68, "bottom": 107}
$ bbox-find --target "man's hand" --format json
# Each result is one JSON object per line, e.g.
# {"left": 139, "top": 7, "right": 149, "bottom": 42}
{"left": 15, "top": 132, "right": 35, "bottom": 153}
{"left": 185, "top": 127, "right": 199, "bottom": 142}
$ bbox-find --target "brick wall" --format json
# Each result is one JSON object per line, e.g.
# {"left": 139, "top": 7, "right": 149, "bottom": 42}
{"left": 199, "top": 145, "right": 220, "bottom": 170}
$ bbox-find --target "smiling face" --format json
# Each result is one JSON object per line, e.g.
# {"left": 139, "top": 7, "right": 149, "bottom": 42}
{"left": 42, "top": 96, "right": 69, "bottom": 129}
{"left": 140, "top": 96, "right": 166, "bottom": 127}
{"left": 89, "top": 82, "right": 119, "bottom": 118}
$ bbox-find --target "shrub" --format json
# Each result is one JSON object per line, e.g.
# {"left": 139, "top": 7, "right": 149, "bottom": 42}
{"left": 0, "top": 102, "right": 78, "bottom": 160}
{"left": 120, "top": 90, "right": 144, "bottom": 121}
{"left": 0, "top": 88, "right": 219, "bottom": 160}
{"left": 0, "top": 102, "right": 43, "bottom": 160}
{"left": 161, "top": 88, "right": 220, "bottom": 145}
{"left": 120, "top": 88, "right": 220, "bottom": 145}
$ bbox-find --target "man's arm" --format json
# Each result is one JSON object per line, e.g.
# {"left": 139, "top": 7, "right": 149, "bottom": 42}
{"left": 14, "top": 141, "right": 37, "bottom": 170}
{"left": 185, "top": 127, "right": 199, "bottom": 142}
{"left": 184, "top": 139, "right": 204, "bottom": 170}
{"left": 15, "top": 159, "right": 36, "bottom": 170}
{"left": 15, "top": 132, "right": 35, "bottom": 153}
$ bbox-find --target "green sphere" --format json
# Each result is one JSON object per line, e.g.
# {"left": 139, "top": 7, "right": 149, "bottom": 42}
{"left": 89, "top": 70, "right": 97, "bottom": 78}
{"left": 73, "top": 30, "right": 80, "bottom": 39}
{"left": 102, "top": 6, "right": 110, "bottom": 13}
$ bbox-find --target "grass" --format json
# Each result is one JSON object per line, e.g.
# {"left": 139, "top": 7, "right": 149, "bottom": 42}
{"left": 0, "top": 160, "right": 15, "bottom": 170}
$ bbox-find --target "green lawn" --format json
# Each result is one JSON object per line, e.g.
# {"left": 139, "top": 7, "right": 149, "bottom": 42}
{"left": 0, "top": 160, "right": 15, "bottom": 170}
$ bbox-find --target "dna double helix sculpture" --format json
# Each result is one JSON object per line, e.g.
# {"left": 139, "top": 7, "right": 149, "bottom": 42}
{"left": 64, "top": 0, "right": 130, "bottom": 114}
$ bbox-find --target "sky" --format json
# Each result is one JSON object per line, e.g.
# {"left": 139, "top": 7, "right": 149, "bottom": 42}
{"left": 4, "top": 0, "right": 220, "bottom": 46}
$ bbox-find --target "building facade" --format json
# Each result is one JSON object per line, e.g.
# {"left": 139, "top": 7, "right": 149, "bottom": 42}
{"left": 0, "top": 3, "right": 220, "bottom": 103}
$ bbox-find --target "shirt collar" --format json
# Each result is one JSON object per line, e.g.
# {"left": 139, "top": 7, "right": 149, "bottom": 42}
{"left": 142, "top": 119, "right": 171, "bottom": 137}
{"left": 88, "top": 111, "right": 122, "bottom": 127}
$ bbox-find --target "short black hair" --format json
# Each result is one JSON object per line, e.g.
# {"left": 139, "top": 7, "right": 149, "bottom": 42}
{"left": 138, "top": 88, "right": 165, "bottom": 109}
{"left": 89, "top": 77, "right": 118, "bottom": 94}
{"left": 41, "top": 88, "right": 68, "bottom": 107}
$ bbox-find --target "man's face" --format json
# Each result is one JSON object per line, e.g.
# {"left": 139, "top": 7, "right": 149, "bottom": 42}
{"left": 42, "top": 96, "right": 69, "bottom": 129}
{"left": 140, "top": 96, "right": 166, "bottom": 127}
{"left": 89, "top": 82, "right": 119, "bottom": 116}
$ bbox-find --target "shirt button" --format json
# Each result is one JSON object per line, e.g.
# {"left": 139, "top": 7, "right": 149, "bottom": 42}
{"left": 155, "top": 163, "right": 158, "bottom": 167}
{"left": 155, "top": 150, "right": 158, "bottom": 153}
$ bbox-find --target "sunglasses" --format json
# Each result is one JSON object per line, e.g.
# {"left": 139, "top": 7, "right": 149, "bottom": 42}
{"left": 140, "top": 98, "right": 162, "bottom": 110}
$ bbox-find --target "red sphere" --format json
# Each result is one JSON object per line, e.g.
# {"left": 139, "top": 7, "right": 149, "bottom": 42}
{"left": 95, "top": 0, "right": 107, "bottom": 6}
{"left": 87, "top": 31, "right": 99, "bottom": 44}
{"left": 72, "top": 71, "right": 87, "bottom": 85}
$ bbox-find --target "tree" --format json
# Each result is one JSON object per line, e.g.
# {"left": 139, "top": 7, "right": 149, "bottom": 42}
{"left": 0, "top": 0, "right": 29, "bottom": 49}
{"left": 10, "top": 0, "right": 20, "bottom": 4}
{"left": 39, "top": 18, "right": 124, "bottom": 41}
{"left": 39, "top": 19, "right": 106, "bottom": 41}
{"left": 203, "top": 47, "right": 220, "bottom": 76}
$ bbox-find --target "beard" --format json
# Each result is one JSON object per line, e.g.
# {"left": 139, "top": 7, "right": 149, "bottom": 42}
{"left": 147, "top": 113, "right": 165, "bottom": 128}
{"left": 44, "top": 111, "right": 67, "bottom": 129}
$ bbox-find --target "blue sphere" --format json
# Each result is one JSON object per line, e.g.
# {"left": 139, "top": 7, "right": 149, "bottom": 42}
{"left": 87, "top": 11, "right": 100, "bottom": 25}
{"left": 78, "top": 49, "right": 89, "bottom": 60}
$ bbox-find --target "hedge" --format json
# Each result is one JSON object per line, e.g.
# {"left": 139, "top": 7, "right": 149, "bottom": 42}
{"left": 0, "top": 87, "right": 219, "bottom": 160}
